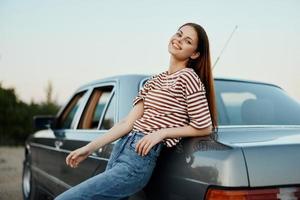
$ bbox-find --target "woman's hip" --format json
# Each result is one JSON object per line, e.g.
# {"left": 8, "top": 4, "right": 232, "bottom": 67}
{"left": 106, "top": 130, "right": 163, "bottom": 170}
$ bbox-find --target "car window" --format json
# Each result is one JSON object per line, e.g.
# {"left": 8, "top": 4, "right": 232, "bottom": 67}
{"left": 78, "top": 86, "right": 113, "bottom": 129}
{"left": 100, "top": 93, "right": 116, "bottom": 130}
{"left": 56, "top": 91, "right": 86, "bottom": 129}
{"left": 220, "top": 92, "right": 256, "bottom": 125}
{"left": 141, "top": 78, "right": 300, "bottom": 126}
{"left": 215, "top": 80, "right": 300, "bottom": 125}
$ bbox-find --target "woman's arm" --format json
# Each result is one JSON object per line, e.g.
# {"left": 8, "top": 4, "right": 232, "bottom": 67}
{"left": 85, "top": 101, "right": 144, "bottom": 153}
{"left": 66, "top": 101, "right": 144, "bottom": 168}
{"left": 159, "top": 125, "right": 213, "bottom": 139}
{"left": 136, "top": 125, "right": 212, "bottom": 156}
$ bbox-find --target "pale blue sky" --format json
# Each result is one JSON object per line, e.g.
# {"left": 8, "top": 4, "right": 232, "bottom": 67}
{"left": 1, "top": 0, "right": 299, "bottom": 104}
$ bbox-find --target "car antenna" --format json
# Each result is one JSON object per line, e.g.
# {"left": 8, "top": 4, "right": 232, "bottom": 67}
{"left": 212, "top": 25, "right": 238, "bottom": 70}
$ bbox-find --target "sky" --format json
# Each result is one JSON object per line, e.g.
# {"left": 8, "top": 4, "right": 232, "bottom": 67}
{"left": 1, "top": 0, "right": 300, "bottom": 105}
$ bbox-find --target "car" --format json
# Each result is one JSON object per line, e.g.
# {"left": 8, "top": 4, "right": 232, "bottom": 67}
{"left": 22, "top": 74, "right": 300, "bottom": 200}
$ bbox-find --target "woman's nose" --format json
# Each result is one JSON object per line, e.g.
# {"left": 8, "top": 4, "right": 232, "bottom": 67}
{"left": 176, "top": 37, "right": 182, "bottom": 44}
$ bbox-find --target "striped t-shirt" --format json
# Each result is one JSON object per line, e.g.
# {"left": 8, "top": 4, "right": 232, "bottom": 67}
{"left": 132, "top": 67, "right": 212, "bottom": 147}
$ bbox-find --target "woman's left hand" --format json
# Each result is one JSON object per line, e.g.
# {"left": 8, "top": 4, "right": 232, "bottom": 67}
{"left": 135, "top": 131, "right": 165, "bottom": 156}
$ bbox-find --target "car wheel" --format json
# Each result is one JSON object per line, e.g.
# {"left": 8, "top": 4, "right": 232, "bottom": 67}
{"left": 22, "top": 157, "right": 44, "bottom": 200}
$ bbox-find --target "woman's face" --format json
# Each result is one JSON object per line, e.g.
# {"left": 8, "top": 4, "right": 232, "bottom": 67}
{"left": 168, "top": 25, "right": 200, "bottom": 61}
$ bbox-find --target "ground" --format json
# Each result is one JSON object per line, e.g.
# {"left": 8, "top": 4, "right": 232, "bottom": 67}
{"left": 0, "top": 146, "right": 24, "bottom": 200}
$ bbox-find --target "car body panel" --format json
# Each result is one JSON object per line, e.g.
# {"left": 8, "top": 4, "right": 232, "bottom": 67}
{"left": 214, "top": 127, "right": 300, "bottom": 187}
{"left": 243, "top": 143, "right": 300, "bottom": 187}
{"left": 23, "top": 74, "right": 300, "bottom": 200}
{"left": 146, "top": 138, "right": 249, "bottom": 199}
{"left": 216, "top": 126, "right": 300, "bottom": 148}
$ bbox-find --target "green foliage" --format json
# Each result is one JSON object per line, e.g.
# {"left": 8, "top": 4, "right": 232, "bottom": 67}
{"left": 0, "top": 83, "right": 60, "bottom": 146}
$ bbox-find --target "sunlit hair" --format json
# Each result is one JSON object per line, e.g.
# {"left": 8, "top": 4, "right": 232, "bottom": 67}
{"left": 179, "top": 23, "right": 218, "bottom": 132}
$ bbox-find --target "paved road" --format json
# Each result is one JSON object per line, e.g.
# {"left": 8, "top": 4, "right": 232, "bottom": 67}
{"left": 0, "top": 146, "right": 24, "bottom": 200}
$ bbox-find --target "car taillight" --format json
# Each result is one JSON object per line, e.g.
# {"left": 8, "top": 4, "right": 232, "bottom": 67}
{"left": 205, "top": 186, "right": 300, "bottom": 200}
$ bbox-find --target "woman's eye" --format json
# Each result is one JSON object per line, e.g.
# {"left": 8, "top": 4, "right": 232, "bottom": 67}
{"left": 176, "top": 32, "right": 181, "bottom": 37}
{"left": 185, "top": 40, "right": 192, "bottom": 45}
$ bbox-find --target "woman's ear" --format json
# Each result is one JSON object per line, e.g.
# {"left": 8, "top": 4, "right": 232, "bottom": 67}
{"left": 190, "top": 52, "right": 200, "bottom": 60}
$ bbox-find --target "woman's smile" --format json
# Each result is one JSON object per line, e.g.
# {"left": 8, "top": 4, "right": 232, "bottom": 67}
{"left": 171, "top": 41, "right": 181, "bottom": 50}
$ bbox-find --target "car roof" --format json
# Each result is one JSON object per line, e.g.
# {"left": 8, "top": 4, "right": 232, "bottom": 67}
{"left": 77, "top": 74, "right": 281, "bottom": 91}
{"left": 214, "top": 77, "right": 281, "bottom": 89}
{"left": 77, "top": 74, "right": 148, "bottom": 91}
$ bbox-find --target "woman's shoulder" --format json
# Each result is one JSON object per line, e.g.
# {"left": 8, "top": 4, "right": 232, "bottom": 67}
{"left": 179, "top": 68, "right": 201, "bottom": 82}
{"left": 179, "top": 68, "right": 205, "bottom": 92}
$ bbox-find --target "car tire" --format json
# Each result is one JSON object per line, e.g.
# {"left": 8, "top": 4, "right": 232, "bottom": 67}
{"left": 22, "top": 156, "right": 44, "bottom": 200}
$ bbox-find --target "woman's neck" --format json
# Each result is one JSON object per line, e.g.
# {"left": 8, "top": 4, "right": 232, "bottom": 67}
{"left": 168, "top": 56, "right": 188, "bottom": 74}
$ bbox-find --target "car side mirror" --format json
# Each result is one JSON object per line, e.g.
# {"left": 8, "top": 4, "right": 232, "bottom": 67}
{"left": 33, "top": 115, "right": 56, "bottom": 130}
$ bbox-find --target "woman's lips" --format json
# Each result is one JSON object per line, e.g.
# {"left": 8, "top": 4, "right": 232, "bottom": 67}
{"left": 172, "top": 42, "right": 181, "bottom": 50}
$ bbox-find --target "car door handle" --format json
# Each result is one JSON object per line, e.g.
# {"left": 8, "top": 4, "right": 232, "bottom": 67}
{"left": 98, "top": 147, "right": 103, "bottom": 153}
{"left": 92, "top": 147, "right": 103, "bottom": 156}
{"left": 54, "top": 140, "right": 63, "bottom": 149}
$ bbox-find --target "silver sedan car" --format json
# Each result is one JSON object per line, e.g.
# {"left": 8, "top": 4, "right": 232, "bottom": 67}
{"left": 22, "top": 75, "right": 300, "bottom": 200}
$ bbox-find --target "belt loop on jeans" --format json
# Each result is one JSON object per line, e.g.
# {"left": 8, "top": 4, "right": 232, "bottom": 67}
{"left": 129, "top": 130, "right": 138, "bottom": 136}
{"left": 128, "top": 132, "right": 133, "bottom": 136}
{"left": 128, "top": 130, "right": 138, "bottom": 136}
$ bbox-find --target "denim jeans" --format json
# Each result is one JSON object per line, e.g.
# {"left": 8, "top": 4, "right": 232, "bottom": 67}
{"left": 55, "top": 130, "right": 163, "bottom": 200}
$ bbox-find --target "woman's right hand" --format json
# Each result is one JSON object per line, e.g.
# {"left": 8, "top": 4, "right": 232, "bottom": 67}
{"left": 66, "top": 145, "right": 92, "bottom": 168}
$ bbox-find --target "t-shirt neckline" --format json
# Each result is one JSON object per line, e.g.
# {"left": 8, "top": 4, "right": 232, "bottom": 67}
{"left": 164, "top": 67, "right": 191, "bottom": 76}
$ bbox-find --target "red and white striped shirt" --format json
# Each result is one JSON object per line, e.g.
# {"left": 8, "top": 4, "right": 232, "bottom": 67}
{"left": 132, "top": 67, "right": 212, "bottom": 147}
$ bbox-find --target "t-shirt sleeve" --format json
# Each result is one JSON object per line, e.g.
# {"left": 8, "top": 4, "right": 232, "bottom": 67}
{"left": 185, "top": 75, "right": 212, "bottom": 129}
{"left": 132, "top": 75, "right": 156, "bottom": 106}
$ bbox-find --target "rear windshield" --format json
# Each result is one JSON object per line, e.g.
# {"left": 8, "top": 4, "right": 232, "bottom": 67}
{"left": 215, "top": 80, "right": 300, "bottom": 126}
{"left": 141, "top": 78, "right": 300, "bottom": 126}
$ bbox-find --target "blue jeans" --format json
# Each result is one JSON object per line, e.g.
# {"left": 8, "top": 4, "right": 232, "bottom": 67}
{"left": 55, "top": 130, "right": 163, "bottom": 200}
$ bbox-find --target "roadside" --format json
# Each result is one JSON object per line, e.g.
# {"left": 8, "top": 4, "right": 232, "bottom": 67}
{"left": 0, "top": 146, "right": 24, "bottom": 200}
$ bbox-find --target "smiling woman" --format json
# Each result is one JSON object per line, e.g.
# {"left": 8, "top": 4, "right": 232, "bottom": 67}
{"left": 168, "top": 26, "right": 200, "bottom": 60}
{"left": 53, "top": 23, "right": 217, "bottom": 200}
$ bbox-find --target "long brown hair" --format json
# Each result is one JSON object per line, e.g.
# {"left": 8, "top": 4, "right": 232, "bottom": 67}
{"left": 179, "top": 23, "right": 218, "bottom": 132}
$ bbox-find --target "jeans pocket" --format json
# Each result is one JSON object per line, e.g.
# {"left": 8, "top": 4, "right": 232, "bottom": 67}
{"left": 132, "top": 133, "right": 163, "bottom": 156}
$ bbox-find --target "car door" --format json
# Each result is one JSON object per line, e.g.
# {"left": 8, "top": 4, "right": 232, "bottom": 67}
{"left": 54, "top": 84, "right": 117, "bottom": 194}
{"left": 34, "top": 89, "right": 90, "bottom": 195}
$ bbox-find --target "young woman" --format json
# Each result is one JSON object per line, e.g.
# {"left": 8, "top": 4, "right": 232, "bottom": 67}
{"left": 55, "top": 22, "right": 218, "bottom": 200}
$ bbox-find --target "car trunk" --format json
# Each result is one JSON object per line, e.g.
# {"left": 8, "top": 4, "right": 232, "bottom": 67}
{"left": 217, "top": 126, "right": 300, "bottom": 187}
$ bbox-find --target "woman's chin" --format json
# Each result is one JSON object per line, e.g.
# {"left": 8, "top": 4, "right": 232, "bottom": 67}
{"left": 168, "top": 47, "right": 178, "bottom": 55}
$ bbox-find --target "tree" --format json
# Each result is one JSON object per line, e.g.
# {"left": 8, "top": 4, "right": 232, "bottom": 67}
{"left": 45, "top": 80, "right": 54, "bottom": 104}
{"left": 42, "top": 80, "right": 60, "bottom": 115}
{"left": 0, "top": 81, "right": 60, "bottom": 145}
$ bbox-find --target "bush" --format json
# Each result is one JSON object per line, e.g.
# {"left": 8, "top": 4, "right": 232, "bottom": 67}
{"left": 0, "top": 84, "right": 60, "bottom": 145}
